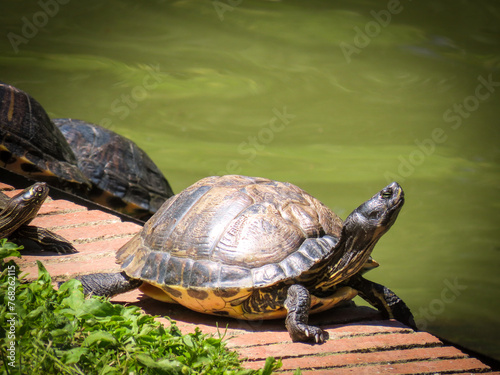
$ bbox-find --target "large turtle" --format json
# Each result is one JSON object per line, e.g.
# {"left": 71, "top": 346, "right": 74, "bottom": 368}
{"left": 78, "top": 175, "right": 415, "bottom": 343}
{"left": 0, "top": 182, "right": 76, "bottom": 253}
{"left": 53, "top": 118, "right": 174, "bottom": 220}
{"left": 0, "top": 82, "right": 90, "bottom": 194}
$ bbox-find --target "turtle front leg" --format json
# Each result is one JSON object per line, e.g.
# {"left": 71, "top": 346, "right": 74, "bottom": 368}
{"left": 285, "top": 284, "right": 329, "bottom": 343}
{"left": 348, "top": 275, "right": 416, "bottom": 329}
{"left": 15, "top": 225, "right": 77, "bottom": 254}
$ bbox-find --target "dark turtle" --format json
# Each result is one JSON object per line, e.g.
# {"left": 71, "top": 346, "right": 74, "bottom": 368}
{"left": 0, "top": 82, "right": 90, "bottom": 194}
{"left": 53, "top": 118, "right": 174, "bottom": 220}
{"left": 0, "top": 182, "right": 76, "bottom": 253}
{"left": 77, "top": 175, "right": 415, "bottom": 343}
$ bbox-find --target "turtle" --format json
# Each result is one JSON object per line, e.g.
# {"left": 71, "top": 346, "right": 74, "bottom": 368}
{"left": 77, "top": 175, "right": 415, "bottom": 343}
{"left": 0, "top": 182, "right": 76, "bottom": 253}
{"left": 0, "top": 82, "right": 91, "bottom": 194}
{"left": 53, "top": 118, "right": 174, "bottom": 220}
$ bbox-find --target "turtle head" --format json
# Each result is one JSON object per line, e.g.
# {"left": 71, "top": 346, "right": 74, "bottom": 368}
{"left": 344, "top": 181, "right": 404, "bottom": 242}
{"left": 1, "top": 182, "right": 49, "bottom": 236}
{"left": 7, "top": 182, "right": 49, "bottom": 216}
{"left": 20, "top": 182, "right": 49, "bottom": 207}
{"left": 323, "top": 182, "right": 404, "bottom": 285}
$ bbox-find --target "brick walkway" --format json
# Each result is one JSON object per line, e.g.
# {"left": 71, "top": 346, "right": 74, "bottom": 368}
{"left": 2, "top": 180, "right": 499, "bottom": 374}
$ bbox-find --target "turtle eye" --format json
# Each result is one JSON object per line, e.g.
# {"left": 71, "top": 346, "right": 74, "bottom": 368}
{"left": 381, "top": 189, "right": 392, "bottom": 199}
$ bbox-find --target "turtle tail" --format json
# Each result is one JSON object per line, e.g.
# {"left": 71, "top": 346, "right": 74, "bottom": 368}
{"left": 77, "top": 272, "right": 142, "bottom": 297}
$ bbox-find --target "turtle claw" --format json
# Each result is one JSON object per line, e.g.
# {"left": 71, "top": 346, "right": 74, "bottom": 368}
{"left": 315, "top": 330, "right": 329, "bottom": 343}
{"left": 290, "top": 325, "right": 328, "bottom": 343}
{"left": 305, "top": 327, "right": 327, "bottom": 343}
{"left": 310, "top": 327, "right": 328, "bottom": 344}
{"left": 307, "top": 327, "right": 328, "bottom": 343}
{"left": 53, "top": 242, "right": 78, "bottom": 254}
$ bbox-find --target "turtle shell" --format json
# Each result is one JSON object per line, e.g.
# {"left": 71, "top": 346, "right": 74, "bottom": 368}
{"left": 0, "top": 83, "right": 90, "bottom": 193}
{"left": 117, "top": 175, "right": 343, "bottom": 305}
{"left": 54, "top": 118, "right": 174, "bottom": 220}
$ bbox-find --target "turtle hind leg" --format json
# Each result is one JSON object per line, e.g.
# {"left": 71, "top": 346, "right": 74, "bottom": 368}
{"left": 348, "top": 275, "right": 416, "bottom": 330}
{"left": 285, "top": 284, "right": 329, "bottom": 343}
{"left": 15, "top": 225, "right": 77, "bottom": 254}
{"left": 78, "top": 272, "right": 142, "bottom": 297}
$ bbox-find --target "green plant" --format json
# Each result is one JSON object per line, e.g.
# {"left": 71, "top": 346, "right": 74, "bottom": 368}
{"left": 0, "top": 239, "right": 280, "bottom": 374}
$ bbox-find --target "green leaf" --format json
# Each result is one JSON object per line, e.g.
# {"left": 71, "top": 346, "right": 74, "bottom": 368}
{"left": 58, "top": 278, "right": 84, "bottom": 294}
{"left": 182, "top": 334, "right": 194, "bottom": 348}
{"left": 36, "top": 260, "right": 52, "bottom": 284}
{"left": 136, "top": 354, "right": 184, "bottom": 374}
{"left": 51, "top": 328, "right": 73, "bottom": 338}
{"left": 83, "top": 331, "right": 116, "bottom": 347}
{"left": 25, "top": 305, "right": 45, "bottom": 320}
{"left": 59, "top": 347, "right": 88, "bottom": 364}
{"left": 0, "top": 247, "right": 21, "bottom": 260}
{"left": 61, "top": 289, "right": 85, "bottom": 312}
{"left": 100, "top": 364, "right": 119, "bottom": 374}
{"left": 0, "top": 239, "right": 23, "bottom": 261}
{"left": 76, "top": 298, "right": 116, "bottom": 319}
{"left": 262, "top": 357, "right": 281, "bottom": 375}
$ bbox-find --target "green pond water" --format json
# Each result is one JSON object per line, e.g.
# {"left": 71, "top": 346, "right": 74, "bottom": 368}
{"left": 1, "top": 0, "right": 499, "bottom": 361}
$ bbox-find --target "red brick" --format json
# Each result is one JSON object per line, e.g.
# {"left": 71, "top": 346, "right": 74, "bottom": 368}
{"left": 226, "top": 331, "right": 292, "bottom": 348}
{"left": 75, "top": 236, "right": 135, "bottom": 255}
{"left": 55, "top": 221, "right": 141, "bottom": 243}
{"left": 323, "top": 320, "right": 412, "bottom": 338}
{"left": 2, "top": 188, "right": 20, "bottom": 197}
{"left": 0, "top": 182, "right": 14, "bottom": 191}
{"left": 37, "top": 199, "right": 87, "bottom": 214}
{"left": 111, "top": 288, "right": 144, "bottom": 304}
{"left": 239, "top": 332, "right": 442, "bottom": 361}
{"left": 21, "top": 235, "right": 130, "bottom": 262}
{"left": 266, "top": 346, "right": 468, "bottom": 371}
{"left": 347, "top": 357, "right": 489, "bottom": 374}
{"left": 31, "top": 209, "right": 121, "bottom": 228}
{"left": 227, "top": 320, "right": 412, "bottom": 349}
{"left": 20, "top": 252, "right": 119, "bottom": 280}
{"left": 288, "top": 357, "right": 491, "bottom": 375}
{"left": 14, "top": 235, "right": 137, "bottom": 280}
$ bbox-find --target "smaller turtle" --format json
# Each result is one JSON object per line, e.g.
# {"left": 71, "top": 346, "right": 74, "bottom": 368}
{"left": 54, "top": 118, "right": 174, "bottom": 220}
{"left": 0, "top": 182, "right": 76, "bottom": 253}
{"left": 0, "top": 82, "right": 91, "bottom": 194}
{"left": 77, "top": 175, "right": 415, "bottom": 343}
